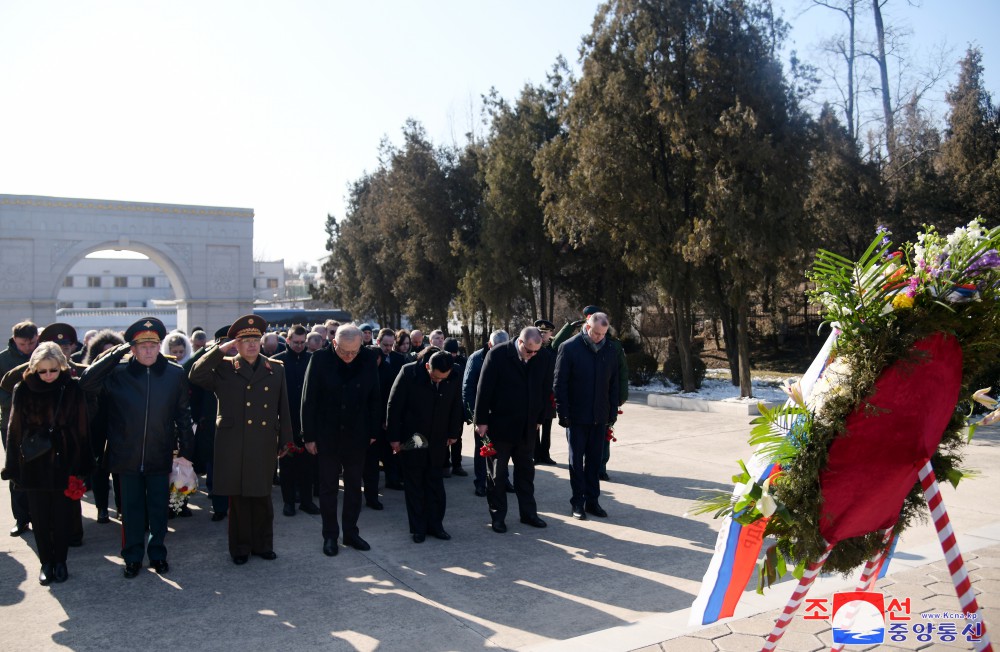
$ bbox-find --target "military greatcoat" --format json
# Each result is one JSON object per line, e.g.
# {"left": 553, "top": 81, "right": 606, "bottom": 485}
{"left": 189, "top": 345, "right": 292, "bottom": 497}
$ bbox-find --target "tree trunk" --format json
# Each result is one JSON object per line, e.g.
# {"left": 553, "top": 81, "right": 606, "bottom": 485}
{"left": 737, "top": 297, "right": 754, "bottom": 398}
{"left": 671, "top": 296, "right": 696, "bottom": 392}
{"left": 872, "top": 0, "right": 895, "bottom": 160}
{"left": 719, "top": 307, "right": 740, "bottom": 386}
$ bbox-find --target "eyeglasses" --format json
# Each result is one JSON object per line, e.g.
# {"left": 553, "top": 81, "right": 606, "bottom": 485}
{"left": 337, "top": 348, "right": 361, "bottom": 358}
{"left": 37, "top": 368, "right": 60, "bottom": 375}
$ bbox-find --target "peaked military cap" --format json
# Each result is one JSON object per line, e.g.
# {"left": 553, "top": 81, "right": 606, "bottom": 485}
{"left": 125, "top": 317, "right": 167, "bottom": 345}
{"left": 359, "top": 323, "right": 374, "bottom": 332}
{"left": 582, "top": 305, "right": 603, "bottom": 317}
{"left": 228, "top": 315, "right": 267, "bottom": 340}
{"left": 214, "top": 325, "right": 232, "bottom": 341}
{"left": 534, "top": 319, "right": 556, "bottom": 333}
{"left": 39, "top": 322, "right": 79, "bottom": 345}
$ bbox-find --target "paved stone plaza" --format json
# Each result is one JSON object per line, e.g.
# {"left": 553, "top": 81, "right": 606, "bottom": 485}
{"left": 1, "top": 397, "right": 996, "bottom": 651}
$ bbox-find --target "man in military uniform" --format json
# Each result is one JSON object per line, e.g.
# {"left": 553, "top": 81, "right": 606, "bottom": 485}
{"left": 190, "top": 315, "right": 293, "bottom": 565}
{"left": 79, "top": 317, "right": 195, "bottom": 578}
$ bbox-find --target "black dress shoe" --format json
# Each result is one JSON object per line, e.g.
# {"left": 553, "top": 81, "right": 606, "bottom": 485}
{"left": 343, "top": 535, "right": 370, "bottom": 551}
{"left": 123, "top": 562, "right": 141, "bottom": 578}
{"left": 599, "top": 472, "right": 611, "bottom": 482}
{"left": 535, "top": 457, "right": 558, "bottom": 465}
{"left": 211, "top": 512, "right": 228, "bottom": 522}
{"left": 96, "top": 509, "right": 110, "bottom": 524}
{"left": 451, "top": 467, "right": 468, "bottom": 477}
{"left": 253, "top": 551, "right": 277, "bottom": 560}
{"left": 386, "top": 480, "right": 404, "bottom": 491}
{"left": 412, "top": 533, "right": 426, "bottom": 543}
{"left": 179, "top": 505, "right": 193, "bottom": 517}
{"left": 299, "top": 502, "right": 321, "bottom": 514}
{"left": 429, "top": 529, "right": 451, "bottom": 540}
{"left": 571, "top": 508, "right": 587, "bottom": 520}
{"left": 282, "top": 503, "right": 296, "bottom": 516}
{"left": 232, "top": 555, "right": 249, "bottom": 565}
{"left": 52, "top": 562, "right": 69, "bottom": 583}
{"left": 323, "top": 538, "right": 339, "bottom": 556}
{"left": 474, "top": 486, "right": 487, "bottom": 497}
{"left": 365, "top": 500, "right": 384, "bottom": 511}
{"left": 10, "top": 522, "right": 29, "bottom": 537}
{"left": 520, "top": 515, "right": 547, "bottom": 528}
{"left": 491, "top": 520, "right": 507, "bottom": 533}
{"left": 505, "top": 482, "right": 515, "bottom": 493}
{"left": 39, "top": 564, "right": 53, "bottom": 586}
{"left": 586, "top": 504, "right": 608, "bottom": 518}
{"left": 151, "top": 559, "right": 169, "bottom": 574}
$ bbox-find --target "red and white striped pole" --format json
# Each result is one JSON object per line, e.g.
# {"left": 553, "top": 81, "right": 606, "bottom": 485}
{"left": 918, "top": 459, "right": 992, "bottom": 652}
{"left": 760, "top": 543, "right": 835, "bottom": 652}
{"left": 829, "top": 528, "right": 894, "bottom": 652}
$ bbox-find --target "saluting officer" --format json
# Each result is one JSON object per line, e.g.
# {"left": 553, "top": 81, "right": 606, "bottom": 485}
{"left": 190, "top": 315, "right": 292, "bottom": 565}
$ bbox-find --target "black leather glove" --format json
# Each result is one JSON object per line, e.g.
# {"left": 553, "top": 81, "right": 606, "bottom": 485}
{"left": 558, "top": 416, "right": 570, "bottom": 428}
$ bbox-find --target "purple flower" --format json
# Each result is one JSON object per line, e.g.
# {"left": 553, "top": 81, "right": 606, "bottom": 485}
{"left": 967, "top": 249, "right": 1000, "bottom": 275}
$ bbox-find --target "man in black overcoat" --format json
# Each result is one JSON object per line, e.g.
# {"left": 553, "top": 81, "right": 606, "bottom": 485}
{"left": 363, "top": 328, "right": 407, "bottom": 508}
{"left": 387, "top": 351, "right": 463, "bottom": 542}
{"left": 301, "top": 324, "right": 381, "bottom": 556}
{"left": 473, "top": 327, "right": 551, "bottom": 533}
{"left": 272, "top": 324, "right": 319, "bottom": 516}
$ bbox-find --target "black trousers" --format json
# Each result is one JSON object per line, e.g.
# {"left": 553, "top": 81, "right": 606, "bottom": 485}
{"left": 279, "top": 453, "right": 316, "bottom": 506}
{"left": 399, "top": 448, "right": 446, "bottom": 536}
{"left": 486, "top": 429, "right": 537, "bottom": 524}
{"left": 567, "top": 423, "right": 605, "bottom": 509}
{"left": 91, "top": 470, "right": 121, "bottom": 513}
{"left": 362, "top": 433, "right": 398, "bottom": 502}
{"left": 119, "top": 473, "right": 169, "bottom": 564}
{"left": 228, "top": 495, "right": 274, "bottom": 557}
{"left": 445, "top": 439, "right": 462, "bottom": 470}
{"left": 9, "top": 483, "right": 30, "bottom": 526}
{"left": 318, "top": 450, "right": 364, "bottom": 541}
{"left": 26, "top": 490, "right": 74, "bottom": 565}
{"left": 535, "top": 418, "right": 554, "bottom": 461}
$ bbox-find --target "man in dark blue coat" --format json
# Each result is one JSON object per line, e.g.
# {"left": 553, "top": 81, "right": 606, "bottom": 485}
{"left": 462, "top": 330, "right": 509, "bottom": 496}
{"left": 387, "top": 351, "right": 463, "bottom": 542}
{"left": 473, "top": 327, "right": 551, "bottom": 533}
{"left": 554, "top": 312, "right": 619, "bottom": 520}
{"left": 301, "top": 324, "right": 381, "bottom": 556}
{"left": 80, "top": 317, "right": 195, "bottom": 578}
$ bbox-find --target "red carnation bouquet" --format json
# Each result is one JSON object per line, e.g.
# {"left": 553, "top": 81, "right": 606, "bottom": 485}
{"left": 479, "top": 434, "right": 497, "bottom": 458}
{"left": 64, "top": 475, "right": 87, "bottom": 500}
{"left": 282, "top": 441, "right": 306, "bottom": 457}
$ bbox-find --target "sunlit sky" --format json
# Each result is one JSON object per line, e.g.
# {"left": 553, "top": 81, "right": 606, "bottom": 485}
{"left": 2, "top": 1, "right": 997, "bottom": 269}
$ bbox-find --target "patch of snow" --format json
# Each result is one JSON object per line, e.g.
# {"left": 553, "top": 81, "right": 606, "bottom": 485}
{"left": 633, "top": 371, "right": 798, "bottom": 403}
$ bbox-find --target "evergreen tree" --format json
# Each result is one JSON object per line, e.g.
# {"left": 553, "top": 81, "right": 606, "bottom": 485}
{"left": 940, "top": 47, "right": 1000, "bottom": 223}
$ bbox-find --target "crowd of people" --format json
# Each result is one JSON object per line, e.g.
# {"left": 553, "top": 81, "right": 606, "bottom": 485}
{"left": 0, "top": 308, "right": 627, "bottom": 586}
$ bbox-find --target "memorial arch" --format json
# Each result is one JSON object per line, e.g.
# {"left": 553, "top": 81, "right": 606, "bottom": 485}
{"left": 0, "top": 194, "right": 254, "bottom": 333}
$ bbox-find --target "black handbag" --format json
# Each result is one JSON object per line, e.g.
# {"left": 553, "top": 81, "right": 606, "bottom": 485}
{"left": 20, "top": 386, "right": 64, "bottom": 463}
